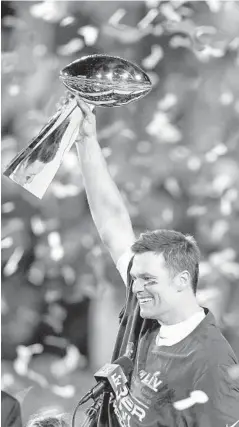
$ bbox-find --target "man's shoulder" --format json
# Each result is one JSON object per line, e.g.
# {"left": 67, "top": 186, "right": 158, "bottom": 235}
{"left": 192, "top": 311, "right": 238, "bottom": 370}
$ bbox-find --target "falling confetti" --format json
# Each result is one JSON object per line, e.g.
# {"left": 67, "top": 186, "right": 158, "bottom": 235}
{"left": 50, "top": 384, "right": 75, "bottom": 398}
{"left": 60, "top": 16, "right": 76, "bottom": 27}
{"left": 146, "top": 111, "right": 182, "bottom": 143}
{"left": 1, "top": 237, "right": 13, "bottom": 249}
{"left": 173, "top": 390, "right": 209, "bottom": 410}
{"left": 30, "top": 1, "right": 67, "bottom": 23}
{"left": 57, "top": 39, "right": 84, "bottom": 56}
{"left": 77, "top": 26, "right": 99, "bottom": 46}
{"left": 3, "top": 247, "right": 24, "bottom": 276}
{"left": 142, "top": 45, "right": 164, "bottom": 69}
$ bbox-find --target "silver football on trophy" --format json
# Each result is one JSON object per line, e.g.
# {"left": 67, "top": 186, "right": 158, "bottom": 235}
{"left": 60, "top": 54, "right": 152, "bottom": 107}
{"left": 3, "top": 54, "right": 152, "bottom": 199}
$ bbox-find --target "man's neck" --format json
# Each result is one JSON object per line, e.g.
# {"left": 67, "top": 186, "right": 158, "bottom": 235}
{"left": 157, "top": 302, "right": 203, "bottom": 326}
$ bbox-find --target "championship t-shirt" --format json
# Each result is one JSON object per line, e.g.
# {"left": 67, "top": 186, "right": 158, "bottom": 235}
{"left": 108, "top": 251, "right": 239, "bottom": 427}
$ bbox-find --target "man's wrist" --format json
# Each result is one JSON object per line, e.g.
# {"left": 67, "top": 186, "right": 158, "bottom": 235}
{"left": 76, "top": 136, "right": 101, "bottom": 163}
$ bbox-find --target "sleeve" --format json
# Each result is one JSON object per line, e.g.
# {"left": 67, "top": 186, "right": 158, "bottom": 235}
{"left": 116, "top": 249, "right": 134, "bottom": 286}
{"left": 191, "top": 363, "right": 239, "bottom": 427}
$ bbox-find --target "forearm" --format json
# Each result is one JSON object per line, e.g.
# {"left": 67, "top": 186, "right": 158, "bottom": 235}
{"left": 76, "top": 137, "right": 134, "bottom": 253}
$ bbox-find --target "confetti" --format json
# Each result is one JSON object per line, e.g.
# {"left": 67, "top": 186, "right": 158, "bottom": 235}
{"left": 3, "top": 247, "right": 24, "bottom": 276}
{"left": 108, "top": 9, "right": 126, "bottom": 26}
{"left": 146, "top": 111, "right": 181, "bottom": 143}
{"left": 142, "top": 45, "right": 164, "bottom": 69}
{"left": 60, "top": 16, "right": 76, "bottom": 27}
{"left": 77, "top": 26, "right": 99, "bottom": 46}
{"left": 173, "top": 390, "right": 209, "bottom": 410}
{"left": 160, "top": 3, "right": 182, "bottom": 23}
{"left": 1, "top": 237, "right": 13, "bottom": 249}
{"left": 2, "top": 202, "right": 15, "bottom": 213}
{"left": 158, "top": 94, "right": 177, "bottom": 111}
{"left": 137, "top": 9, "right": 159, "bottom": 30}
{"left": 57, "top": 38, "right": 84, "bottom": 56}
{"left": 50, "top": 384, "right": 75, "bottom": 398}
{"left": 30, "top": 1, "right": 67, "bottom": 23}
{"left": 50, "top": 344, "right": 87, "bottom": 378}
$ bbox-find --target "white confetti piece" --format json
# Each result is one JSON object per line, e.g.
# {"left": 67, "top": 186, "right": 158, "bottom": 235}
{"left": 57, "top": 38, "right": 84, "bottom": 56}
{"left": 187, "top": 156, "right": 202, "bottom": 171}
{"left": 1, "top": 237, "right": 13, "bottom": 249}
{"left": 8, "top": 85, "right": 20, "bottom": 97}
{"left": 51, "top": 344, "right": 86, "bottom": 378}
{"left": 158, "top": 93, "right": 177, "bottom": 111}
{"left": 137, "top": 9, "right": 159, "bottom": 29}
{"left": 51, "top": 384, "right": 75, "bottom": 398}
{"left": 161, "top": 3, "right": 182, "bottom": 22}
{"left": 174, "top": 390, "right": 208, "bottom": 410}
{"left": 60, "top": 16, "right": 76, "bottom": 27}
{"left": 164, "top": 177, "right": 182, "bottom": 197}
{"left": 108, "top": 9, "right": 126, "bottom": 26}
{"left": 206, "top": 0, "right": 222, "bottom": 13}
{"left": 146, "top": 112, "right": 181, "bottom": 143}
{"left": 142, "top": 45, "right": 164, "bottom": 69}
{"left": 30, "top": 1, "right": 66, "bottom": 23}
{"left": 220, "top": 91, "right": 234, "bottom": 106}
{"left": 170, "top": 35, "right": 192, "bottom": 49}
{"left": 77, "top": 26, "right": 99, "bottom": 46}
{"left": 31, "top": 216, "right": 46, "bottom": 235}
{"left": 1, "top": 373, "right": 14, "bottom": 388}
{"left": 2, "top": 202, "right": 15, "bottom": 213}
{"left": 3, "top": 247, "right": 24, "bottom": 276}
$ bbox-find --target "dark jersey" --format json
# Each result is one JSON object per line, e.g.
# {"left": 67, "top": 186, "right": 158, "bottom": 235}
{"left": 96, "top": 257, "right": 239, "bottom": 427}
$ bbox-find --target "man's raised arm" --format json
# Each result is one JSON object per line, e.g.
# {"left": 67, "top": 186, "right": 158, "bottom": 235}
{"left": 75, "top": 99, "right": 135, "bottom": 271}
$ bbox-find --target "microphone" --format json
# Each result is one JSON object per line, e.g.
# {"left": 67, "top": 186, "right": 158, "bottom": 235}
{"left": 79, "top": 356, "right": 133, "bottom": 404}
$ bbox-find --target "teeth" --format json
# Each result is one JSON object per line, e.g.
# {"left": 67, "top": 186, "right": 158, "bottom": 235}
{"left": 139, "top": 298, "right": 152, "bottom": 304}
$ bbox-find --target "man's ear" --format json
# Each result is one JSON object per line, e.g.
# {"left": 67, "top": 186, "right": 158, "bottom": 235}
{"left": 174, "top": 270, "right": 191, "bottom": 292}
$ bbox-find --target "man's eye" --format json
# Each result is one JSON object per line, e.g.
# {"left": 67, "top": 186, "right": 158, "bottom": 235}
{"left": 144, "top": 280, "right": 156, "bottom": 286}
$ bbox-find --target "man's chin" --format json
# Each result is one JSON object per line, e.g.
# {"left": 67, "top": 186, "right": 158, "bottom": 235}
{"left": 139, "top": 307, "right": 153, "bottom": 319}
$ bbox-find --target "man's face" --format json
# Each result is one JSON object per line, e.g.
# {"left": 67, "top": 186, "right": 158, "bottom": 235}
{"left": 131, "top": 252, "right": 180, "bottom": 322}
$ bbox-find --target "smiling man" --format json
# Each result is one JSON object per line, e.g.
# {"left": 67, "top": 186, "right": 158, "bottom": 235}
{"left": 130, "top": 232, "right": 201, "bottom": 325}
{"left": 75, "top": 99, "right": 239, "bottom": 427}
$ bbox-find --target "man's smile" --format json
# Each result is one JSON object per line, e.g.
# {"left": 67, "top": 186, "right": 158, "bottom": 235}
{"left": 137, "top": 295, "right": 154, "bottom": 305}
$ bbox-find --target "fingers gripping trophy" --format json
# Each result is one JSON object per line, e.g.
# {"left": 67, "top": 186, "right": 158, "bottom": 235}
{"left": 3, "top": 54, "right": 152, "bottom": 199}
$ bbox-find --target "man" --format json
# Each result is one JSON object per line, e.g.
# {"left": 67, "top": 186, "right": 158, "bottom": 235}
{"left": 75, "top": 99, "right": 239, "bottom": 427}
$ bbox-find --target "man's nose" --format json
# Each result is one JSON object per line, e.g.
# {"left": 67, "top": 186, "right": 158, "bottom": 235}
{"left": 132, "top": 278, "right": 144, "bottom": 294}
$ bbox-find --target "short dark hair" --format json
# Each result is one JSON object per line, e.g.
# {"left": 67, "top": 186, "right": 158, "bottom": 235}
{"left": 131, "top": 229, "right": 200, "bottom": 294}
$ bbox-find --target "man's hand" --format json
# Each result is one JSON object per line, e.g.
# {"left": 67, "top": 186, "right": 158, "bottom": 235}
{"left": 75, "top": 97, "right": 97, "bottom": 143}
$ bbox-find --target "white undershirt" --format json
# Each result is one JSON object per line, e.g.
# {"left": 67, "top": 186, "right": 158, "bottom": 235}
{"left": 156, "top": 309, "right": 205, "bottom": 346}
